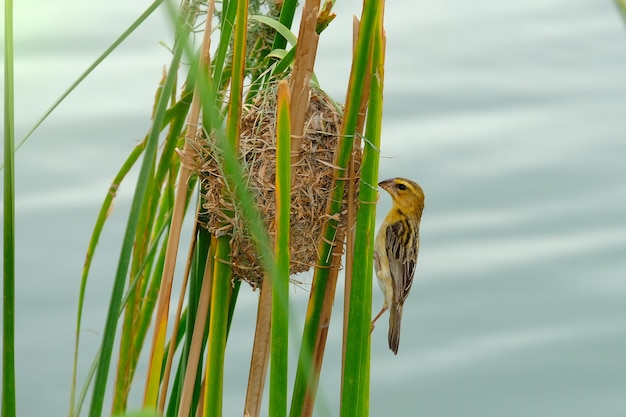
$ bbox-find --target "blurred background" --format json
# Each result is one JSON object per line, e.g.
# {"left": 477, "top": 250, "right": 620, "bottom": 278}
{"left": 3, "top": 0, "right": 626, "bottom": 415}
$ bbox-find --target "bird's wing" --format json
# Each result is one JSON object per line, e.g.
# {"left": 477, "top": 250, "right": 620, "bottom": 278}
{"left": 385, "top": 219, "right": 419, "bottom": 305}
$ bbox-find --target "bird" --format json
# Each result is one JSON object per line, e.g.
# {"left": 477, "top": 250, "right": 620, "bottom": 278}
{"left": 372, "top": 177, "right": 425, "bottom": 355}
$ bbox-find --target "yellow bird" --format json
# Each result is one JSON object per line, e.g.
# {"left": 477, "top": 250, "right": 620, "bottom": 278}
{"left": 372, "top": 177, "right": 425, "bottom": 355}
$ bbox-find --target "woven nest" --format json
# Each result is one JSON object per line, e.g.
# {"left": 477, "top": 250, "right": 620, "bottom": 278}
{"left": 190, "top": 83, "right": 361, "bottom": 287}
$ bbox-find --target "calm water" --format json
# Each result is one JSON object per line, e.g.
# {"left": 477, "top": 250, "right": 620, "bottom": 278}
{"left": 4, "top": 0, "right": 626, "bottom": 416}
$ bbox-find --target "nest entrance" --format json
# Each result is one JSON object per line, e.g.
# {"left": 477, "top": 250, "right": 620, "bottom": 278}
{"left": 192, "top": 84, "right": 361, "bottom": 287}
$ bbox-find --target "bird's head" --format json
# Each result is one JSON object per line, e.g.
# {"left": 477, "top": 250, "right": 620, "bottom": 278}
{"left": 378, "top": 177, "right": 425, "bottom": 219}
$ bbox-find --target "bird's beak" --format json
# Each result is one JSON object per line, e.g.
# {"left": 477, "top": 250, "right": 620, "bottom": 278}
{"left": 378, "top": 178, "right": 394, "bottom": 192}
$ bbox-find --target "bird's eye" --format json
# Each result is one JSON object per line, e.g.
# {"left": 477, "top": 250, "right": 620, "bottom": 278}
{"left": 397, "top": 183, "right": 408, "bottom": 191}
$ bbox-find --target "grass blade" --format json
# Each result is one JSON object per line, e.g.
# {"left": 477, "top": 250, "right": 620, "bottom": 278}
{"left": 204, "top": 0, "right": 250, "bottom": 414}
{"left": 2, "top": 0, "right": 17, "bottom": 415}
{"left": 269, "top": 80, "right": 291, "bottom": 417}
{"left": 341, "top": 3, "right": 385, "bottom": 416}
{"left": 70, "top": 142, "right": 144, "bottom": 417}
{"left": 87, "top": 6, "right": 192, "bottom": 417}
{"left": 270, "top": 0, "right": 298, "bottom": 55}
{"left": 15, "top": 0, "right": 165, "bottom": 155}
{"left": 289, "top": 0, "right": 381, "bottom": 413}
{"left": 203, "top": 238, "right": 232, "bottom": 416}
{"left": 208, "top": 0, "right": 239, "bottom": 124}
{"left": 250, "top": 15, "right": 298, "bottom": 47}
{"left": 72, "top": 211, "right": 171, "bottom": 417}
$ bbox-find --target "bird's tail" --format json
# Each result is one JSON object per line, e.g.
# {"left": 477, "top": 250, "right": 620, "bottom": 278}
{"left": 388, "top": 304, "right": 403, "bottom": 355}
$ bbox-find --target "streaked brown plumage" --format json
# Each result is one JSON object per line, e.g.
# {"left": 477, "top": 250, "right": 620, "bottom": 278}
{"left": 372, "top": 177, "right": 425, "bottom": 355}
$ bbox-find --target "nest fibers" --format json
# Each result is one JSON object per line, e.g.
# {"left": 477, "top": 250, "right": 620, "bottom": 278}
{"left": 190, "top": 84, "right": 361, "bottom": 287}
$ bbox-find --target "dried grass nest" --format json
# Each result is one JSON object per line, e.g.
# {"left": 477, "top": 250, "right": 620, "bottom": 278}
{"left": 190, "top": 83, "right": 361, "bottom": 287}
